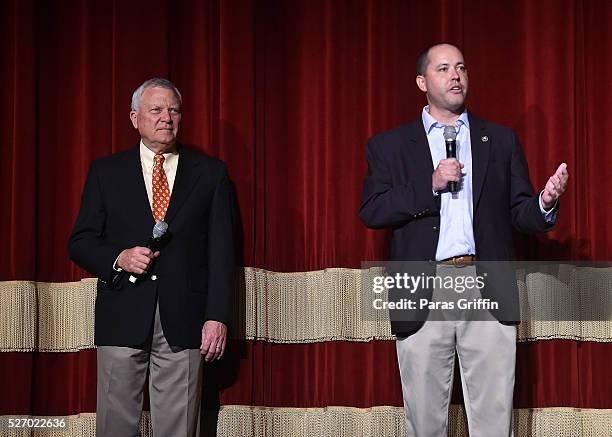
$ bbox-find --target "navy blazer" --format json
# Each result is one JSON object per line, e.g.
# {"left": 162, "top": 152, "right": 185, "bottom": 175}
{"left": 69, "top": 144, "right": 235, "bottom": 348}
{"left": 359, "top": 113, "right": 554, "bottom": 336}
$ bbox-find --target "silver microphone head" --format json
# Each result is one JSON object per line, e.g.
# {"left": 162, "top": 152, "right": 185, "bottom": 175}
{"left": 152, "top": 221, "right": 168, "bottom": 239}
{"left": 443, "top": 125, "right": 457, "bottom": 141}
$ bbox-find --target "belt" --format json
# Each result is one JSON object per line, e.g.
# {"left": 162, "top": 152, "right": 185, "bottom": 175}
{"left": 439, "top": 254, "right": 476, "bottom": 267}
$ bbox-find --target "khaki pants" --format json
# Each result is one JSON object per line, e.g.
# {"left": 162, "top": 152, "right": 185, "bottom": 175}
{"left": 396, "top": 265, "right": 516, "bottom": 437}
{"left": 96, "top": 304, "right": 203, "bottom": 437}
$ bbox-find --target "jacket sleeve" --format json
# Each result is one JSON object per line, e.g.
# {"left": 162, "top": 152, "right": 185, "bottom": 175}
{"left": 205, "top": 163, "right": 236, "bottom": 326}
{"left": 358, "top": 136, "right": 439, "bottom": 229}
{"left": 68, "top": 161, "right": 123, "bottom": 284}
{"left": 508, "top": 132, "right": 556, "bottom": 234}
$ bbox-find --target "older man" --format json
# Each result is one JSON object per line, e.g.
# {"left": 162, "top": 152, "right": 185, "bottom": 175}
{"left": 69, "top": 78, "right": 235, "bottom": 436}
{"left": 359, "top": 44, "right": 568, "bottom": 436}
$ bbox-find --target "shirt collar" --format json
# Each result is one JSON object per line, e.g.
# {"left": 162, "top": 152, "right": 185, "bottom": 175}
{"left": 139, "top": 141, "right": 179, "bottom": 170}
{"left": 421, "top": 105, "right": 470, "bottom": 134}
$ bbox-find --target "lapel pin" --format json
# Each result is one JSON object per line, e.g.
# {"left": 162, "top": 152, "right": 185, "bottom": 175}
{"left": 481, "top": 135, "right": 489, "bottom": 142}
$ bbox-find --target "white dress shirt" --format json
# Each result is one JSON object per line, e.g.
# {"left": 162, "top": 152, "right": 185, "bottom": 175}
{"left": 112, "top": 142, "right": 180, "bottom": 272}
{"left": 139, "top": 141, "right": 179, "bottom": 204}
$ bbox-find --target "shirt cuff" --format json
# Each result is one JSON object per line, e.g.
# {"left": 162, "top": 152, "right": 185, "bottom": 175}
{"left": 539, "top": 190, "right": 558, "bottom": 224}
{"left": 112, "top": 254, "right": 123, "bottom": 272}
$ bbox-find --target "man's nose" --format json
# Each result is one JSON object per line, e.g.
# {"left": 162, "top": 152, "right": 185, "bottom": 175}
{"left": 450, "top": 68, "right": 460, "bottom": 81}
{"left": 160, "top": 109, "right": 172, "bottom": 122}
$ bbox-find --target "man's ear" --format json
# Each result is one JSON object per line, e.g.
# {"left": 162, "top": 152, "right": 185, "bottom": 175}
{"left": 130, "top": 111, "right": 138, "bottom": 129}
{"left": 416, "top": 75, "right": 427, "bottom": 93}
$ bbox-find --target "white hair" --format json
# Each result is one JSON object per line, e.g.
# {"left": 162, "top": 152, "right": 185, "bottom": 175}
{"left": 130, "top": 78, "right": 182, "bottom": 111}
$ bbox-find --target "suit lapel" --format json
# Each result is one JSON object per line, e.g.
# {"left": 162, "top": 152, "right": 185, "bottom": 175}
{"left": 125, "top": 146, "right": 156, "bottom": 230}
{"left": 469, "top": 113, "right": 490, "bottom": 212}
{"left": 403, "top": 121, "right": 435, "bottom": 181}
{"left": 164, "top": 145, "right": 203, "bottom": 224}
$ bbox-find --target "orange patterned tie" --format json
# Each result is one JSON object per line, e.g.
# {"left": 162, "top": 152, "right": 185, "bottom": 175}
{"left": 152, "top": 153, "right": 171, "bottom": 221}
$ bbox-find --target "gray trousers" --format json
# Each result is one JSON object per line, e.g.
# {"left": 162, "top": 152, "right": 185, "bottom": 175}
{"left": 96, "top": 304, "right": 203, "bottom": 437}
{"left": 396, "top": 265, "right": 516, "bottom": 437}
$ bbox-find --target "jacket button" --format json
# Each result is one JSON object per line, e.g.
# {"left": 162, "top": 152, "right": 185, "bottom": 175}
{"left": 151, "top": 275, "right": 158, "bottom": 281}
{"left": 432, "top": 226, "right": 438, "bottom": 231}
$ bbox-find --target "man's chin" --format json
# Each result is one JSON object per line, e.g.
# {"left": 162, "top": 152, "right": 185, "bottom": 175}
{"left": 156, "top": 135, "right": 176, "bottom": 144}
{"left": 447, "top": 100, "right": 466, "bottom": 113}
{"left": 145, "top": 137, "right": 177, "bottom": 152}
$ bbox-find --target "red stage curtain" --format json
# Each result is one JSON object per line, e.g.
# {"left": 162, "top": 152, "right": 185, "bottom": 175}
{"left": 1, "top": 0, "right": 610, "bottom": 422}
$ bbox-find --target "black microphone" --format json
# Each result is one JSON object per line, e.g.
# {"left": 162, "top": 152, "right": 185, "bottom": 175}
{"left": 443, "top": 125, "right": 458, "bottom": 193}
{"left": 129, "top": 220, "right": 168, "bottom": 283}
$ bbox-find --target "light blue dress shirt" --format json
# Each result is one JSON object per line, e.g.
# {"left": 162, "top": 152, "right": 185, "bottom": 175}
{"left": 422, "top": 107, "right": 475, "bottom": 261}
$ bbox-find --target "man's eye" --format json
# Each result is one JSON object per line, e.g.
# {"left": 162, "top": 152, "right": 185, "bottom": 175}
{"left": 439, "top": 67, "right": 448, "bottom": 72}
{"left": 169, "top": 108, "right": 180, "bottom": 114}
{"left": 151, "top": 108, "right": 161, "bottom": 114}
{"left": 457, "top": 65, "right": 466, "bottom": 72}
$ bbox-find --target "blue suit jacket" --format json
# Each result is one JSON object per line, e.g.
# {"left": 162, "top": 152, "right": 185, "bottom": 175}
{"left": 359, "top": 113, "right": 554, "bottom": 336}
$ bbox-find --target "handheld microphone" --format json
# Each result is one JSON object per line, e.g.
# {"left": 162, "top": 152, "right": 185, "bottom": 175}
{"left": 129, "top": 220, "right": 168, "bottom": 283}
{"left": 443, "top": 125, "right": 458, "bottom": 193}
